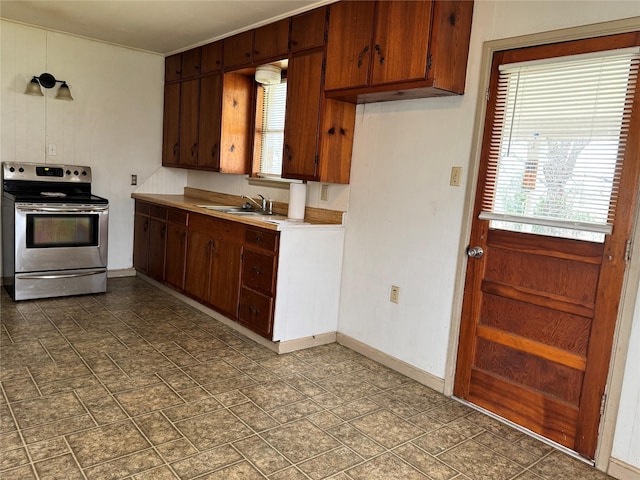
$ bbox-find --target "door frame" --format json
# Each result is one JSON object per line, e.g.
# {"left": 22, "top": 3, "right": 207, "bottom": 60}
{"left": 444, "top": 16, "right": 640, "bottom": 473}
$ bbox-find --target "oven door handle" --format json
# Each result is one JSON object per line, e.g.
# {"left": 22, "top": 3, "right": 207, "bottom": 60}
{"left": 16, "top": 270, "right": 105, "bottom": 280}
{"left": 16, "top": 205, "right": 108, "bottom": 213}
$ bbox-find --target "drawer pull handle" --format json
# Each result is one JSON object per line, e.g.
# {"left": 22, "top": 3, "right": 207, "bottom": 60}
{"left": 357, "top": 45, "right": 370, "bottom": 68}
{"left": 255, "top": 235, "right": 262, "bottom": 242}
{"left": 251, "top": 266, "right": 264, "bottom": 275}
{"left": 249, "top": 305, "right": 261, "bottom": 315}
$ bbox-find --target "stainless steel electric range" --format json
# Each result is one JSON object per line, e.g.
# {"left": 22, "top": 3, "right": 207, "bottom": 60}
{"left": 2, "top": 162, "right": 109, "bottom": 301}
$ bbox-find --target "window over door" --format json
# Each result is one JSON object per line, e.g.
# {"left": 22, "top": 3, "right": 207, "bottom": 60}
{"left": 480, "top": 47, "right": 640, "bottom": 241}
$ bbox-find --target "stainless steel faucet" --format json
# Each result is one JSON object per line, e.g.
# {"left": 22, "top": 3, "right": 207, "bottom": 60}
{"left": 241, "top": 194, "right": 272, "bottom": 214}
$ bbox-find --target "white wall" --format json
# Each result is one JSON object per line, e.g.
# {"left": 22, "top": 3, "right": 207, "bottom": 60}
{"left": 336, "top": 0, "right": 640, "bottom": 472}
{"left": 0, "top": 20, "right": 164, "bottom": 271}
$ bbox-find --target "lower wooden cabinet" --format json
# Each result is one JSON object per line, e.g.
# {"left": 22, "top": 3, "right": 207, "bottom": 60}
{"left": 238, "top": 287, "right": 274, "bottom": 338}
{"left": 133, "top": 199, "right": 344, "bottom": 343}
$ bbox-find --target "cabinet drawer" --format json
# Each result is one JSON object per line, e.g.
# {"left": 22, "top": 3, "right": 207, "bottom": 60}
{"left": 243, "top": 250, "right": 276, "bottom": 294}
{"left": 149, "top": 205, "right": 167, "bottom": 220}
{"left": 190, "top": 213, "right": 244, "bottom": 242}
{"left": 238, "top": 287, "right": 274, "bottom": 338}
{"left": 135, "top": 201, "right": 150, "bottom": 215}
{"left": 168, "top": 208, "right": 188, "bottom": 226}
{"left": 245, "top": 228, "right": 278, "bottom": 252}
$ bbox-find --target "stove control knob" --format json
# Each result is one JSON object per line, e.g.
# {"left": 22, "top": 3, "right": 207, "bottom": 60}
{"left": 18, "top": 167, "right": 24, "bottom": 173}
{"left": 81, "top": 170, "right": 87, "bottom": 176}
{"left": 74, "top": 170, "right": 79, "bottom": 176}
{"left": 66, "top": 170, "right": 71, "bottom": 175}
{"left": 9, "top": 167, "right": 15, "bottom": 172}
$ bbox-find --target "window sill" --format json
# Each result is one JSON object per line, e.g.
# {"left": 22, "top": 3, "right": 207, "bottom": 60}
{"left": 247, "top": 176, "right": 303, "bottom": 190}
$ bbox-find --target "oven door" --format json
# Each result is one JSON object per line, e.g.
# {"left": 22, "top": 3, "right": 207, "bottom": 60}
{"left": 14, "top": 203, "right": 108, "bottom": 273}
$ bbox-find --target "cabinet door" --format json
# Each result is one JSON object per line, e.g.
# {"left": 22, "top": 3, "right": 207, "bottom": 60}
{"left": 290, "top": 7, "right": 327, "bottom": 53}
{"left": 185, "top": 230, "right": 212, "bottom": 302}
{"left": 201, "top": 41, "right": 223, "bottom": 73}
{"left": 281, "top": 51, "right": 323, "bottom": 181}
{"left": 209, "top": 240, "right": 243, "bottom": 318}
{"left": 165, "top": 223, "right": 187, "bottom": 290}
{"left": 370, "top": 1, "right": 433, "bottom": 86}
{"left": 179, "top": 78, "right": 200, "bottom": 167}
{"left": 324, "top": 1, "right": 375, "bottom": 91}
{"left": 165, "top": 54, "right": 182, "bottom": 82}
{"left": 133, "top": 213, "right": 149, "bottom": 272}
{"left": 318, "top": 98, "right": 356, "bottom": 184}
{"left": 220, "top": 73, "right": 253, "bottom": 174}
{"left": 162, "top": 83, "right": 181, "bottom": 166}
{"left": 253, "top": 19, "right": 290, "bottom": 63}
{"left": 238, "top": 287, "right": 274, "bottom": 338}
{"left": 223, "top": 30, "right": 254, "bottom": 69}
{"left": 181, "top": 47, "right": 202, "bottom": 78}
{"left": 198, "top": 73, "right": 223, "bottom": 170}
{"left": 147, "top": 218, "right": 166, "bottom": 280}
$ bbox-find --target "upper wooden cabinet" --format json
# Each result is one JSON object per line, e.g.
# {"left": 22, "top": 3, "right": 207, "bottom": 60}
{"left": 254, "top": 18, "right": 290, "bottom": 63}
{"left": 165, "top": 47, "right": 202, "bottom": 81}
{"left": 223, "top": 30, "right": 254, "bottom": 69}
{"left": 325, "top": 0, "right": 474, "bottom": 103}
{"left": 224, "top": 19, "right": 290, "bottom": 70}
{"left": 290, "top": 7, "right": 327, "bottom": 53}
{"left": 282, "top": 50, "right": 355, "bottom": 184}
{"left": 201, "top": 41, "right": 223, "bottom": 73}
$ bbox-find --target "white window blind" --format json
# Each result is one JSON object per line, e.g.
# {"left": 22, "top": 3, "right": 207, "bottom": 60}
{"left": 480, "top": 47, "right": 640, "bottom": 241}
{"left": 258, "top": 81, "right": 287, "bottom": 176}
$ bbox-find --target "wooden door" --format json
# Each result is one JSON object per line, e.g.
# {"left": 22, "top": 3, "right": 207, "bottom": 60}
{"left": 147, "top": 218, "right": 166, "bottom": 280}
{"left": 133, "top": 210, "right": 149, "bottom": 273}
{"left": 198, "top": 73, "right": 222, "bottom": 170}
{"left": 223, "top": 30, "right": 254, "bottom": 69}
{"left": 162, "top": 83, "right": 180, "bottom": 166}
{"left": 184, "top": 230, "right": 212, "bottom": 302}
{"left": 253, "top": 18, "right": 290, "bottom": 63}
{"left": 165, "top": 222, "right": 187, "bottom": 290}
{"left": 454, "top": 35, "right": 640, "bottom": 459}
{"left": 201, "top": 41, "right": 223, "bottom": 74}
{"left": 290, "top": 6, "right": 327, "bottom": 53}
{"left": 179, "top": 78, "right": 200, "bottom": 167}
{"left": 282, "top": 51, "right": 323, "bottom": 181}
{"left": 324, "top": 1, "right": 375, "bottom": 91}
{"left": 370, "top": 1, "right": 432, "bottom": 86}
{"left": 220, "top": 73, "right": 252, "bottom": 174}
{"left": 209, "top": 240, "right": 243, "bottom": 318}
{"left": 180, "top": 47, "right": 201, "bottom": 78}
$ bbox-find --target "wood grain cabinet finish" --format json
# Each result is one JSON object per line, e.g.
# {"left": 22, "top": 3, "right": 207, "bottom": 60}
{"left": 325, "top": 0, "right": 474, "bottom": 103}
{"left": 181, "top": 47, "right": 202, "bottom": 78}
{"left": 184, "top": 214, "right": 245, "bottom": 318}
{"left": 239, "top": 227, "right": 280, "bottom": 338}
{"left": 283, "top": 50, "right": 356, "bottom": 184}
{"left": 198, "top": 73, "right": 223, "bottom": 170}
{"left": 133, "top": 201, "right": 167, "bottom": 278}
{"left": 290, "top": 6, "right": 327, "bottom": 53}
{"left": 164, "top": 209, "right": 188, "bottom": 290}
{"left": 162, "top": 83, "right": 181, "bottom": 166}
{"left": 253, "top": 18, "right": 290, "bottom": 63}
{"left": 179, "top": 78, "right": 200, "bottom": 167}
{"left": 201, "top": 41, "right": 223, "bottom": 73}
{"left": 223, "top": 30, "right": 254, "bottom": 69}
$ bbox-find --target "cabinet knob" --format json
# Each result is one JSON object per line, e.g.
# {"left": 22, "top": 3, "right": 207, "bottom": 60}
{"left": 340, "top": 128, "right": 346, "bottom": 135}
{"left": 245, "top": 52, "right": 251, "bottom": 58}
{"left": 284, "top": 144, "right": 292, "bottom": 162}
{"left": 249, "top": 305, "right": 261, "bottom": 315}
{"left": 173, "top": 143, "right": 179, "bottom": 156}
{"left": 328, "top": 127, "right": 335, "bottom": 135}
{"left": 191, "top": 143, "right": 197, "bottom": 156}
{"left": 251, "top": 265, "right": 264, "bottom": 275}
{"left": 229, "top": 144, "right": 236, "bottom": 153}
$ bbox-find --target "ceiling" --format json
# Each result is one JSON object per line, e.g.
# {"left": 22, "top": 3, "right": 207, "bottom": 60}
{"left": 0, "top": 0, "right": 333, "bottom": 55}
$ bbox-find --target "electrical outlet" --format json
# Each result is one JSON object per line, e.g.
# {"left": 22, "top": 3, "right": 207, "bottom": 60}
{"left": 320, "top": 184, "right": 329, "bottom": 201}
{"left": 47, "top": 144, "right": 57, "bottom": 156}
{"left": 131, "top": 174, "right": 137, "bottom": 186}
{"left": 450, "top": 166, "right": 462, "bottom": 186}
{"left": 390, "top": 285, "right": 400, "bottom": 304}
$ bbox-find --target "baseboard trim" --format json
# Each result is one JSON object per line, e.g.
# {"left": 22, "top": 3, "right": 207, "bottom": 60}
{"left": 609, "top": 458, "right": 640, "bottom": 480}
{"left": 136, "top": 273, "right": 336, "bottom": 354}
{"left": 336, "top": 332, "right": 445, "bottom": 393}
{"left": 108, "top": 268, "right": 137, "bottom": 278}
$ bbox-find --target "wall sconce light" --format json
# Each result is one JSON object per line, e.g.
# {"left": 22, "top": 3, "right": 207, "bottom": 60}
{"left": 25, "top": 73, "right": 73, "bottom": 100}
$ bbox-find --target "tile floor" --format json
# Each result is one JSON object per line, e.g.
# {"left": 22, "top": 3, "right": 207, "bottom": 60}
{"left": 0, "top": 277, "right": 615, "bottom": 480}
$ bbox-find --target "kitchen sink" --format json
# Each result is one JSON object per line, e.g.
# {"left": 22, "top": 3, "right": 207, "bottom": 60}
{"left": 196, "top": 205, "right": 278, "bottom": 217}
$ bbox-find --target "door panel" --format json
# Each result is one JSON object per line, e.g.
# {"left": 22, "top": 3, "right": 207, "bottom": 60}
{"left": 454, "top": 33, "right": 640, "bottom": 460}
